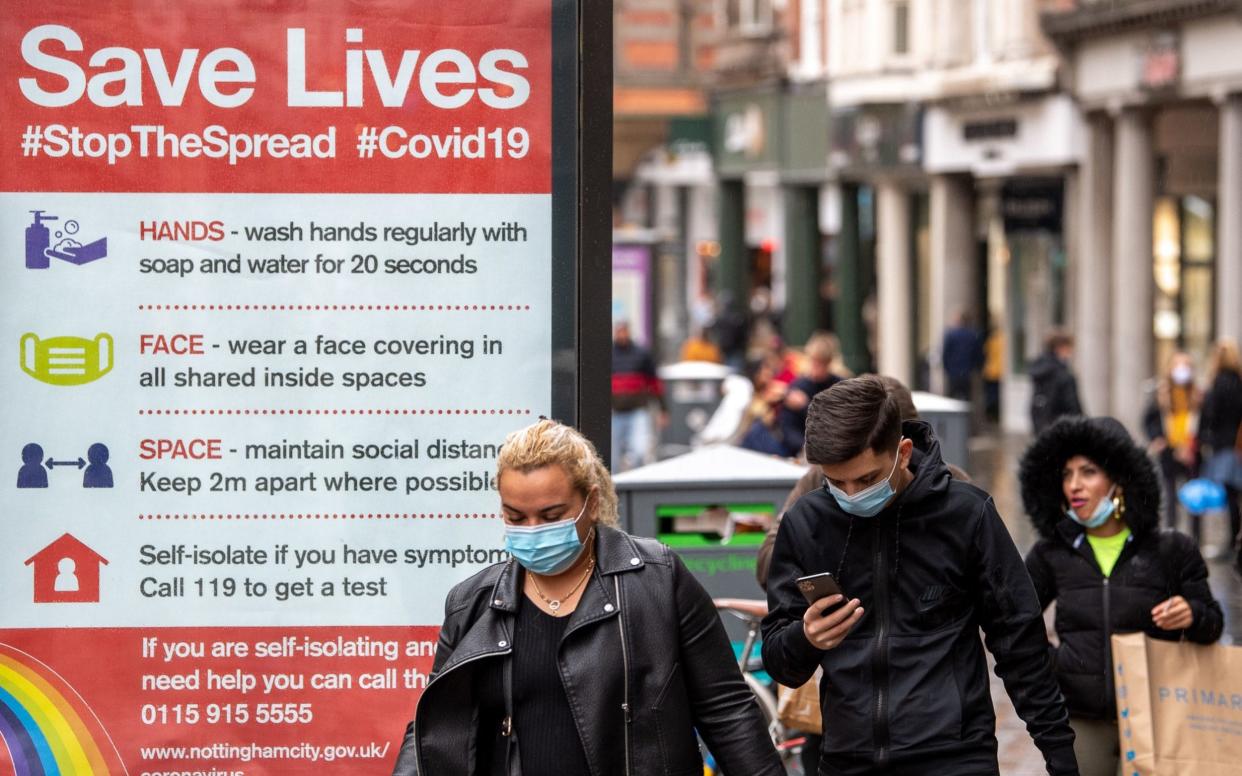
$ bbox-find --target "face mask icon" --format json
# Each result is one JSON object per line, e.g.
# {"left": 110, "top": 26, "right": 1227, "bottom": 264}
{"left": 20, "top": 333, "right": 114, "bottom": 386}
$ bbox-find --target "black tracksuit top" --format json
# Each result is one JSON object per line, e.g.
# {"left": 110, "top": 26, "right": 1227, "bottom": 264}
{"left": 762, "top": 421, "right": 1078, "bottom": 776}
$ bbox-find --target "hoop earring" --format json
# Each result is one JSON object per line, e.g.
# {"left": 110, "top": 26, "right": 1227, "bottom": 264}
{"left": 1113, "top": 488, "right": 1126, "bottom": 520}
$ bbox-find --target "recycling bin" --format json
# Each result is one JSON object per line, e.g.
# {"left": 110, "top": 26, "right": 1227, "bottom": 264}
{"left": 614, "top": 444, "right": 807, "bottom": 632}
{"left": 912, "top": 391, "right": 971, "bottom": 470}
{"left": 656, "top": 361, "right": 732, "bottom": 459}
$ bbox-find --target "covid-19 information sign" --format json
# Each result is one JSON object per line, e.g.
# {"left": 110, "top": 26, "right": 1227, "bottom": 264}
{"left": 0, "top": 1, "right": 600, "bottom": 773}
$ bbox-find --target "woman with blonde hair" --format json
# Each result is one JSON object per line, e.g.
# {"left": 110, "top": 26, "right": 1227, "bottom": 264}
{"left": 391, "top": 419, "right": 783, "bottom": 775}
{"left": 1142, "top": 350, "right": 1201, "bottom": 534}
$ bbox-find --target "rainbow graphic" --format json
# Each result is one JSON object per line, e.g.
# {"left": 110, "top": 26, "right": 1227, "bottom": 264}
{"left": 0, "top": 643, "right": 126, "bottom": 775}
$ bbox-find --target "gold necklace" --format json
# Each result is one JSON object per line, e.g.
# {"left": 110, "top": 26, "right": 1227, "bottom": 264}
{"left": 529, "top": 556, "right": 596, "bottom": 615}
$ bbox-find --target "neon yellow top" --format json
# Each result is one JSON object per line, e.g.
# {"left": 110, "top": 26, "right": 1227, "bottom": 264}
{"left": 1086, "top": 526, "right": 1131, "bottom": 578}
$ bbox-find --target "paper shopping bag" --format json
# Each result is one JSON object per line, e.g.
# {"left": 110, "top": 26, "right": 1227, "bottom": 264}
{"left": 1111, "top": 632, "right": 1242, "bottom": 776}
{"left": 777, "top": 667, "right": 822, "bottom": 735}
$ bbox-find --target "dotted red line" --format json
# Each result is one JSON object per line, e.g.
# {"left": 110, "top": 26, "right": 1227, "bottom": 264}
{"left": 138, "top": 513, "right": 500, "bottom": 521}
{"left": 137, "top": 409, "right": 530, "bottom": 416}
{"left": 138, "top": 304, "right": 531, "bottom": 311}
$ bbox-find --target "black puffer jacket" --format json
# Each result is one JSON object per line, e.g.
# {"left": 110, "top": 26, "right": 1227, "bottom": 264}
{"left": 1200, "top": 369, "right": 1242, "bottom": 453}
{"left": 763, "top": 421, "right": 1077, "bottom": 776}
{"left": 1020, "top": 416, "right": 1224, "bottom": 721}
{"left": 391, "top": 526, "right": 783, "bottom": 776}
{"left": 1029, "top": 352, "right": 1083, "bottom": 434}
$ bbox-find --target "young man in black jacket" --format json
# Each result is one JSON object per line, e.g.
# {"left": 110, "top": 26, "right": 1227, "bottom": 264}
{"left": 762, "top": 376, "right": 1079, "bottom": 775}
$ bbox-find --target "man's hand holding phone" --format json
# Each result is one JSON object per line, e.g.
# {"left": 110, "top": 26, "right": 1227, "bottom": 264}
{"left": 802, "top": 594, "right": 864, "bottom": 649}
{"left": 796, "top": 573, "right": 864, "bottom": 650}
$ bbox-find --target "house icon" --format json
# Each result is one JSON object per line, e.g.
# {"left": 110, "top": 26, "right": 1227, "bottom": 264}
{"left": 24, "top": 533, "right": 108, "bottom": 603}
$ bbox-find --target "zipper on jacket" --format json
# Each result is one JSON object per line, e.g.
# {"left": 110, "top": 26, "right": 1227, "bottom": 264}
{"left": 413, "top": 647, "right": 511, "bottom": 774}
{"left": 615, "top": 576, "right": 632, "bottom": 776}
{"left": 871, "top": 517, "right": 892, "bottom": 768}
{"left": 1102, "top": 577, "right": 1113, "bottom": 704}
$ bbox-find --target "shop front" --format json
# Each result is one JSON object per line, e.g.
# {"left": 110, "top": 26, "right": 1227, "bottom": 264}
{"left": 1043, "top": 2, "right": 1242, "bottom": 430}
{"left": 712, "top": 87, "right": 784, "bottom": 348}
{"left": 779, "top": 82, "right": 832, "bottom": 348}
{"left": 924, "top": 93, "right": 1083, "bottom": 430}
{"left": 629, "top": 117, "right": 717, "bottom": 362}
{"left": 829, "top": 102, "right": 925, "bottom": 383}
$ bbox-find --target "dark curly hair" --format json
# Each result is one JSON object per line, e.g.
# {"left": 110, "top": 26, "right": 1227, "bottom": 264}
{"left": 1018, "top": 416, "right": 1162, "bottom": 540}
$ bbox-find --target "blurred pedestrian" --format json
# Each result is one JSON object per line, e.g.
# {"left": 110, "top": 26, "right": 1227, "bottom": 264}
{"left": 610, "top": 321, "right": 666, "bottom": 472}
{"left": 1029, "top": 329, "right": 1083, "bottom": 434}
{"left": 679, "top": 326, "right": 723, "bottom": 364}
{"left": 1020, "top": 416, "right": 1223, "bottom": 776}
{"left": 736, "top": 356, "right": 797, "bottom": 457}
{"left": 748, "top": 319, "right": 798, "bottom": 384}
{"left": 711, "top": 291, "right": 750, "bottom": 371}
{"left": 941, "top": 310, "right": 982, "bottom": 402}
{"left": 1142, "top": 351, "right": 1201, "bottom": 537}
{"left": 778, "top": 332, "right": 845, "bottom": 456}
{"left": 762, "top": 377, "right": 1079, "bottom": 776}
{"left": 1199, "top": 338, "right": 1242, "bottom": 559}
{"left": 982, "top": 315, "right": 1004, "bottom": 424}
{"left": 391, "top": 419, "right": 784, "bottom": 775}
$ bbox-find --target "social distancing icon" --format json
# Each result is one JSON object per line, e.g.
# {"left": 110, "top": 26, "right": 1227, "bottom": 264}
{"left": 16, "top": 442, "right": 112, "bottom": 488}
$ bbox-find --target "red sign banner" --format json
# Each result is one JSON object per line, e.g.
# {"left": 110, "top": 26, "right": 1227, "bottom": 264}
{"left": 1, "top": 1, "right": 556, "bottom": 773}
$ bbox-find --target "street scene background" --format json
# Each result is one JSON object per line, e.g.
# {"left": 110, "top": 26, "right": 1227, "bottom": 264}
{"left": 611, "top": 1, "right": 1242, "bottom": 771}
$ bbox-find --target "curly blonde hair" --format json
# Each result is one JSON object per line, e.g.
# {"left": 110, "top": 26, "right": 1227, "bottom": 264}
{"left": 496, "top": 419, "right": 619, "bottom": 526}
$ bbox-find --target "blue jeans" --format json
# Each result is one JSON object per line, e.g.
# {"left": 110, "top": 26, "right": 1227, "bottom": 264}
{"left": 611, "top": 407, "right": 653, "bottom": 472}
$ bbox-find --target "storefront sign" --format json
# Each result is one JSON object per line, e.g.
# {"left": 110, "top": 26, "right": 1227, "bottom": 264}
{"left": 781, "top": 85, "right": 830, "bottom": 182}
{"left": 713, "top": 90, "right": 781, "bottom": 176}
{"left": 962, "top": 118, "right": 1019, "bottom": 141}
{"left": 0, "top": 1, "right": 591, "bottom": 773}
{"left": 830, "top": 103, "right": 922, "bottom": 176}
{"left": 612, "top": 243, "right": 653, "bottom": 346}
{"left": 1001, "top": 180, "right": 1064, "bottom": 233}
{"left": 1139, "top": 31, "right": 1180, "bottom": 92}
{"left": 924, "top": 95, "right": 1082, "bottom": 176}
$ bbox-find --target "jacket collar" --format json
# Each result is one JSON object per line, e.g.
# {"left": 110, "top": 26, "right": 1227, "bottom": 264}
{"left": 897, "top": 420, "right": 951, "bottom": 505}
{"left": 1059, "top": 518, "right": 1138, "bottom": 574}
{"left": 487, "top": 525, "right": 645, "bottom": 614}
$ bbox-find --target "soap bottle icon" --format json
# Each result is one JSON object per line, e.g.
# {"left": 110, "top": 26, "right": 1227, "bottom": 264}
{"left": 25, "top": 211, "right": 58, "bottom": 269}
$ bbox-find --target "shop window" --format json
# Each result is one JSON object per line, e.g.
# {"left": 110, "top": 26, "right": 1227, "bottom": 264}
{"left": 893, "top": 1, "right": 911, "bottom": 56}
{"left": 798, "top": 0, "right": 826, "bottom": 76}
{"left": 1152, "top": 196, "right": 1216, "bottom": 370}
{"left": 722, "top": 0, "right": 774, "bottom": 35}
{"left": 1001, "top": 180, "right": 1066, "bottom": 374}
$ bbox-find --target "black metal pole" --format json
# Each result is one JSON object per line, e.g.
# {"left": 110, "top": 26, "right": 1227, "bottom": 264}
{"left": 576, "top": 0, "right": 613, "bottom": 460}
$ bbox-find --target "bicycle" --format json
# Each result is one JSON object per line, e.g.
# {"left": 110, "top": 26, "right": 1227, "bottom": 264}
{"left": 703, "top": 597, "right": 807, "bottom": 776}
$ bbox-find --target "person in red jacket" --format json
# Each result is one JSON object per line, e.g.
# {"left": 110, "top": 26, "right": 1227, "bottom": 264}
{"left": 611, "top": 320, "right": 666, "bottom": 471}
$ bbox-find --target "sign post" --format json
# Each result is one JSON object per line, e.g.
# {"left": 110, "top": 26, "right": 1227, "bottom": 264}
{"left": 0, "top": 1, "right": 607, "bottom": 772}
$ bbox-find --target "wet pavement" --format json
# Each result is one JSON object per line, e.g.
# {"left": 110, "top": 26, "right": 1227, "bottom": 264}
{"left": 967, "top": 432, "right": 1242, "bottom": 773}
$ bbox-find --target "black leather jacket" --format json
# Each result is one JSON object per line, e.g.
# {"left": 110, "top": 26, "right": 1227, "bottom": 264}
{"left": 391, "top": 526, "right": 783, "bottom": 776}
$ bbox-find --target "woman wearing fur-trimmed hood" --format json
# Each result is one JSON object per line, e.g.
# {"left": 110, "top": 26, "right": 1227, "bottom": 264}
{"left": 1019, "top": 415, "right": 1223, "bottom": 776}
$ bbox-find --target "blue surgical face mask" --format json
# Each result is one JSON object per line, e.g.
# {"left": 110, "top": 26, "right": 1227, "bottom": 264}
{"left": 824, "top": 444, "right": 903, "bottom": 518}
{"left": 1066, "top": 487, "right": 1116, "bottom": 529}
{"left": 503, "top": 498, "right": 592, "bottom": 575}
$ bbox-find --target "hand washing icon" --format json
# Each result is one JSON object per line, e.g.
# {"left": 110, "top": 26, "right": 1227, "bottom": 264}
{"left": 25, "top": 210, "right": 108, "bottom": 268}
